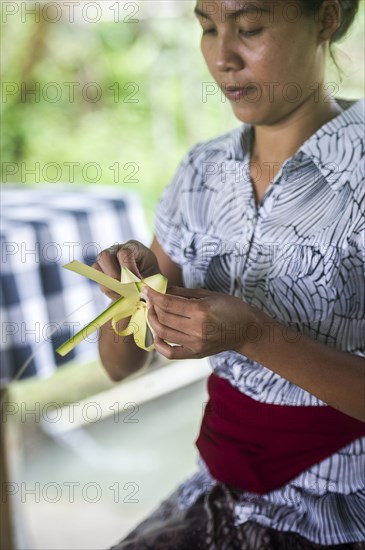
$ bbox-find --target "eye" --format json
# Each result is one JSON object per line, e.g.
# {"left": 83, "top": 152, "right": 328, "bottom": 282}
{"left": 240, "top": 28, "right": 263, "bottom": 37}
{"left": 202, "top": 28, "right": 217, "bottom": 36}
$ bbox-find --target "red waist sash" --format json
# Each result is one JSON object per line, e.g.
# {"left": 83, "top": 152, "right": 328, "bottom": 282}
{"left": 195, "top": 374, "right": 365, "bottom": 495}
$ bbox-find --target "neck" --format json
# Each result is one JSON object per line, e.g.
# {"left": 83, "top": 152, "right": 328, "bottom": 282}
{"left": 251, "top": 89, "right": 344, "bottom": 166}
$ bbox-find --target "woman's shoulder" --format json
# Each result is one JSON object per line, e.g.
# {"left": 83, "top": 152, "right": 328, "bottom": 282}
{"left": 323, "top": 96, "right": 364, "bottom": 140}
{"left": 337, "top": 97, "right": 364, "bottom": 136}
{"left": 336, "top": 96, "right": 364, "bottom": 111}
{"left": 298, "top": 97, "right": 364, "bottom": 193}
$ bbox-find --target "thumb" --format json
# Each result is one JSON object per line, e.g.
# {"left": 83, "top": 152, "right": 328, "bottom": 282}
{"left": 116, "top": 241, "right": 143, "bottom": 278}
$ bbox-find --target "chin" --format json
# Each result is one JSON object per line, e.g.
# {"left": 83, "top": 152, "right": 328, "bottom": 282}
{"left": 230, "top": 104, "right": 265, "bottom": 126}
{"left": 230, "top": 103, "right": 280, "bottom": 126}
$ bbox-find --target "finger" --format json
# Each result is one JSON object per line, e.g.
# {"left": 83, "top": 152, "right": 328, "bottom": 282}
{"left": 144, "top": 287, "right": 194, "bottom": 318}
{"left": 152, "top": 304, "right": 196, "bottom": 335}
{"left": 95, "top": 250, "right": 121, "bottom": 280}
{"left": 90, "top": 261, "right": 120, "bottom": 301}
{"left": 147, "top": 305, "right": 195, "bottom": 348}
{"left": 116, "top": 241, "right": 143, "bottom": 278}
{"left": 167, "top": 286, "right": 211, "bottom": 299}
{"left": 153, "top": 335, "right": 196, "bottom": 361}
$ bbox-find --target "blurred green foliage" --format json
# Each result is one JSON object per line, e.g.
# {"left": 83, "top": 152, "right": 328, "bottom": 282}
{"left": 1, "top": 1, "right": 364, "bottom": 229}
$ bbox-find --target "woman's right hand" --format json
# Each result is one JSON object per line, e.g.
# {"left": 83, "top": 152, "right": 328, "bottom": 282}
{"left": 91, "top": 240, "right": 160, "bottom": 302}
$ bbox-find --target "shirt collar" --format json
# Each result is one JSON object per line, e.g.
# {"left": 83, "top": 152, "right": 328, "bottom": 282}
{"left": 226, "top": 98, "right": 364, "bottom": 189}
{"left": 299, "top": 98, "right": 365, "bottom": 190}
{"left": 227, "top": 123, "right": 252, "bottom": 161}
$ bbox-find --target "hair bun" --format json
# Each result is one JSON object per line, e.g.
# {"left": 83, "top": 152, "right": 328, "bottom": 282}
{"left": 334, "top": 0, "right": 360, "bottom": 42}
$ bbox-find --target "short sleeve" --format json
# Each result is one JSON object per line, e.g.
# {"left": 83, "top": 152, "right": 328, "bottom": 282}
{"left": 154, "top": 146, "right": 199, "bottom": 267}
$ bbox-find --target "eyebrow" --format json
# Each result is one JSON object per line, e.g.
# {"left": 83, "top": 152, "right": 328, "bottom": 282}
{"left": 194, "top": 4, "right": 270, "bottom": 20}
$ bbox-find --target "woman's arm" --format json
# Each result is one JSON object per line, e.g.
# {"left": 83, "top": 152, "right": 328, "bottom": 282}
{"left": 144, "top": 287, "right": 365, "bottom": 422}
{"left": 240, "top": 307, "right": 365, "bottom": 422}
{"left": 97, "top": 237, "right": 183, "bottom": 381}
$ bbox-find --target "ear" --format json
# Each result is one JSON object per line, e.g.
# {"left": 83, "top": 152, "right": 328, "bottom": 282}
{"left": 317, "top": 0, "right": 341, "bottom": 44}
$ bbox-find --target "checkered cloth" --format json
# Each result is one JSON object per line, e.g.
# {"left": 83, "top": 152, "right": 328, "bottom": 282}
{"left": 0, "top": 185, "right": 151, "bottom": 387}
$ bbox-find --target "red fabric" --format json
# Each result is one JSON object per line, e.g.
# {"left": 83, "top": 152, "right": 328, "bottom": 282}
{"left": 195, "top": 374, "right": 365, "bottom": 495}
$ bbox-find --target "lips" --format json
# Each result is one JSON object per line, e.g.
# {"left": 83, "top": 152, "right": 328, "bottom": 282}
{"left": 222, "top": 84, "right": 256, "bottom": 100}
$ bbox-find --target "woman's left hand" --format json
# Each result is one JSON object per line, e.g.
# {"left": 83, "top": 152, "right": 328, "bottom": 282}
{"left": 142, "top": 285, "right": 256, "bottom": 360}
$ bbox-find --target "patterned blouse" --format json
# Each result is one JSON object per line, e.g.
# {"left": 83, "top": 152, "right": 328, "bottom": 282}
{"left": 154, "top": 98, "right": 365, "bottom": 545}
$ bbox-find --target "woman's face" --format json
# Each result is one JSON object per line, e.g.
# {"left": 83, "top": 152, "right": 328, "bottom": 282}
{"left": 195, "top": 0, "right": 328, "bottom": 126}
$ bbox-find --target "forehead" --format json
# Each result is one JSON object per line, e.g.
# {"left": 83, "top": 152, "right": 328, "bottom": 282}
{"left": 194, "top": 0, "right": 308, "bottom": 26}
{"left": 195, "top": 0, "right": 275, "bottom": 18}
{"left": 195, "top": 0, "right": 272, "bottom": 9}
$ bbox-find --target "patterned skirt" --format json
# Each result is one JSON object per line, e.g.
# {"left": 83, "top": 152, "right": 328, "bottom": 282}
{"left": 109, "top": 483, "right": 365, "bottom": 549}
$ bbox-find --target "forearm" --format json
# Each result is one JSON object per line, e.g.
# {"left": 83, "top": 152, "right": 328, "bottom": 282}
{"left": 98, "top": 315, "right": 149, "bottom": 382}
{"left": 240, "top": 308, "right": 365, "bottom": 422}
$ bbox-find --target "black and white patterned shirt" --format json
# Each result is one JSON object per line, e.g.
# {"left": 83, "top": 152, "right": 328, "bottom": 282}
{"left": 154, "top": 98, "right": 365, "bottom": 545}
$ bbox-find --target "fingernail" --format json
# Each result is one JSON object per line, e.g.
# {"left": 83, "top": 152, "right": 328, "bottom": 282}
{"left": 141, "top": 287, "right": 148, "bottom": 299}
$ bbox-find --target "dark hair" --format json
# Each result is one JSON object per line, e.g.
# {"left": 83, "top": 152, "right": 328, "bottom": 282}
{"left": 300, "top": 0, "right": 360, "bottom": 74}
{"left": 299, "top": 0, "right": 360, "bottom": 74}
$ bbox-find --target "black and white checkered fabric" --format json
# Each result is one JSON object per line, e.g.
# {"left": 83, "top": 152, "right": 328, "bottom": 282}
{"left": 0, "top": 185, "right": 151, "bottom": 386}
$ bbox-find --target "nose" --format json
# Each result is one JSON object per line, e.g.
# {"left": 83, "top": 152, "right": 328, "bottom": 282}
{"left": 215, "top": 35, "right": 243, "bottom": 72}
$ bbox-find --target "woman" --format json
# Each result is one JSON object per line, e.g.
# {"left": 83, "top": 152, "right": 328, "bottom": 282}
{"left": 95, "top": 0, "right": 365, "bottom": 548}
